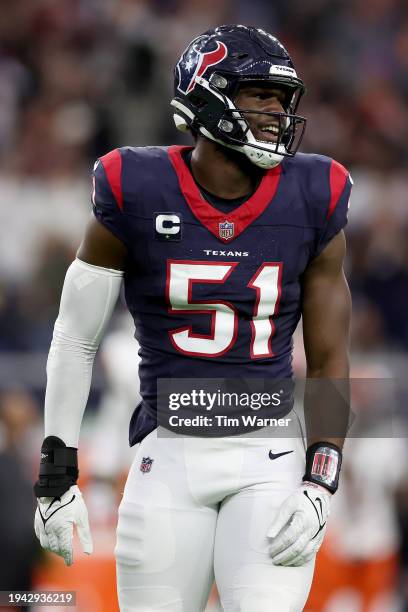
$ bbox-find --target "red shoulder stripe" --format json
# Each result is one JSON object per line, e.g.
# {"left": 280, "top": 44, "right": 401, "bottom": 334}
{"left": 327, "top": 160, "right": 348, "bottom": 221}
{"left": 100, "top": 149, "right": 124, "bottom": 211}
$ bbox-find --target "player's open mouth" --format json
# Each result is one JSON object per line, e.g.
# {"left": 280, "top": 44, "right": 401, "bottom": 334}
{"left": 256, "top": 123, "right": 279, "bottom": 143}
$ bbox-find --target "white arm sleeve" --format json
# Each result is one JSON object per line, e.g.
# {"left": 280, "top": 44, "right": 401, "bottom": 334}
{"left": 44, "top": 258, "right": 124, "bottom": 447}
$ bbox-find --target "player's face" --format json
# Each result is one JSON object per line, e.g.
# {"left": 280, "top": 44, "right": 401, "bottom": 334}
{"left": 234, "top": 84, "right": 286, "bottom": 144}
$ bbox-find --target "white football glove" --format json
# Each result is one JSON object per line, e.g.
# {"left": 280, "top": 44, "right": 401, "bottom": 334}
{"left": 267, "top": 483, "right": 331, "bottom": 566}
{"left": 34, "top": 485, "right": 93, "bottom": 566}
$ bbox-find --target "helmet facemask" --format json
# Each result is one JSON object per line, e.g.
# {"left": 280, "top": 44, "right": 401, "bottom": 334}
{"left": 171, "top": 72, "right": 306, "bottom": 169}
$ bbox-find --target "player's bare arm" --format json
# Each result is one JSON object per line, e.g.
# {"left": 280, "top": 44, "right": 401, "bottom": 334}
{"left": 302, "top": 229, "right": 351, "bottom": 450}
{"left": 77, "top": 215, "right": 128, "bottom": 271}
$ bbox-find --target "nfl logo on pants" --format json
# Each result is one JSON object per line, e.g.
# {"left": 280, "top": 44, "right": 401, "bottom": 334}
{"left": 219, "top": 220, "right": 234, "bottom": 240}
{"left": 140, "top": 457, "right": 154, "bottom": 473}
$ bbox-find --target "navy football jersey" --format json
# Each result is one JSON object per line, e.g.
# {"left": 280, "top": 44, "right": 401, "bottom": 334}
{"left": 92, "top": 146, "right": 352, "bottom": 444}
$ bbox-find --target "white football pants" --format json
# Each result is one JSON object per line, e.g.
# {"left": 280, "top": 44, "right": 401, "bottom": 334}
{"left": 115, "top": 419, "right": 315, "bottom": 612}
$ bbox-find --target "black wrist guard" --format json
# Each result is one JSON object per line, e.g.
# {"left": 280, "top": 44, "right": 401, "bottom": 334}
{"left": 34, "top": 436, "right": 78, "bottom": 498}
{"left": 303, "top": 442, "right": 342, "bottom": 494}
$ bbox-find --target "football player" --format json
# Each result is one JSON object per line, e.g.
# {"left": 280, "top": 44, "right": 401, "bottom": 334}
{"left": 34, "top": 25, "right": 352, "bottom": 611}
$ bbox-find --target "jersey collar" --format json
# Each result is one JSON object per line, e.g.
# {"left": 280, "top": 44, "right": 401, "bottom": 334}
{"left": 168, "top": 145, "right": 282, "bottom": 243}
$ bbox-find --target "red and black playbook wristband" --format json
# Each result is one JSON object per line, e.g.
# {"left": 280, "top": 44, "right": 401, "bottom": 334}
{"left": 303, "top": 442, "right": 342, "bottom": 494}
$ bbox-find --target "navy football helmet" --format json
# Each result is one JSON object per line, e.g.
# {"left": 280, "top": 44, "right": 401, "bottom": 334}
{"left": 171, "top": 25, "right": 306, "bottom": 168}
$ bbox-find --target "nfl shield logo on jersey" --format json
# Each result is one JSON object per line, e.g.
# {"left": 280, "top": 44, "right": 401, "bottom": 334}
{"left": 140, "top": 457, "right": 154, "bottom": 473}
{"left": 219, "top": 220, "right": 234, "bottom": 240}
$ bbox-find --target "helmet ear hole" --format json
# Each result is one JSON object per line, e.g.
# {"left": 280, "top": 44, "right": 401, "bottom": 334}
{"left": 189, "top": 94, "right": 207, "bottom": 110}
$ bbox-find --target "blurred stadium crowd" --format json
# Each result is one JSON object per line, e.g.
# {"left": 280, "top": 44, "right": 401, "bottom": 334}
{"left": 0, "top": 1, "right": 407, "bottom": 611}
{"left": 1, "top": 0, "right": 408, "bottom": 353}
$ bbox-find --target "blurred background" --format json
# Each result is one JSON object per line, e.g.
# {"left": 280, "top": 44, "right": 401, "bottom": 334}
{"left": 0, "top": 0, "right": 407, "bottom": 611}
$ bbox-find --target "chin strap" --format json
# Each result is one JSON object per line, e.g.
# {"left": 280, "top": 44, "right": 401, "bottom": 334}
{"left": 198, "top": 125, "right": 283, "bottom": 169}
{"left": 34, "top": 436, "right": 78, "bottom": 498}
